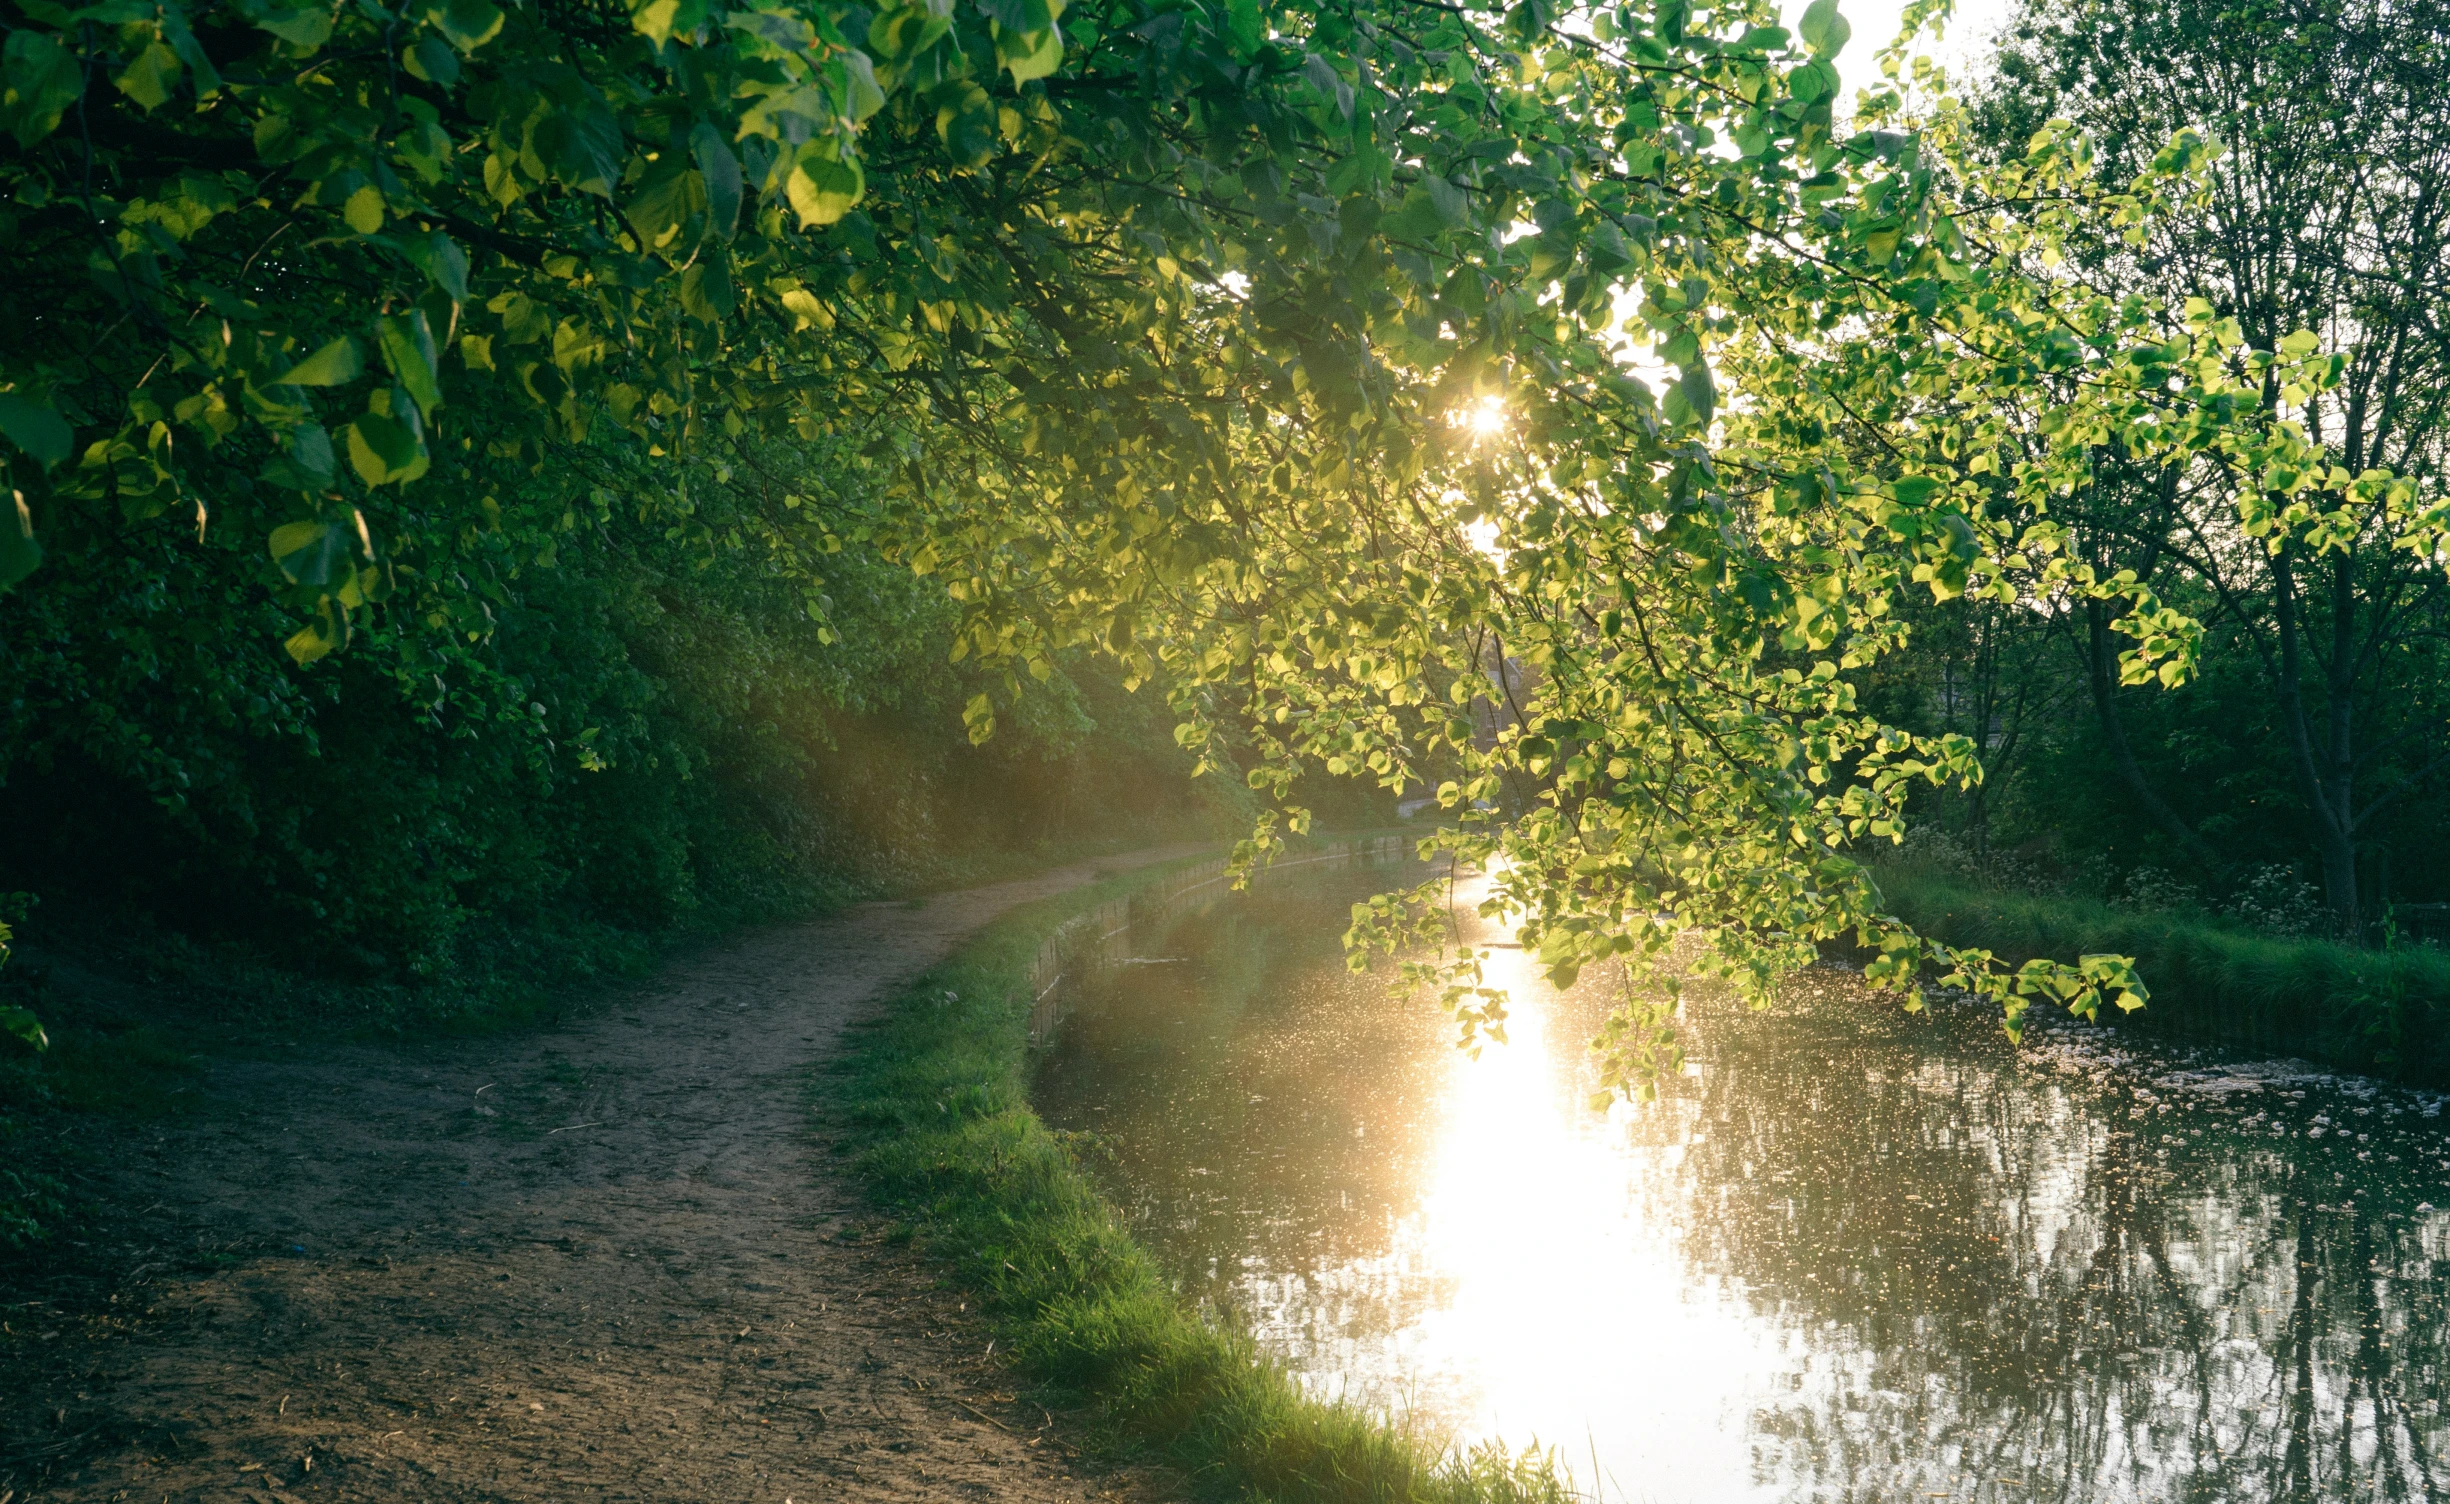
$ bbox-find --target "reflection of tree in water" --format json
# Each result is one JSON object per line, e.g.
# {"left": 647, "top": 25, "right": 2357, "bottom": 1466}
{"left": 1660, "top": 973, "right": 2450, "bottom": 1502}
{"left": 1041, "top": 896, "right": 2450, "bottom": 1503}
{"left": 1037, "top": 881, "right": 1463, "bottom": 1337}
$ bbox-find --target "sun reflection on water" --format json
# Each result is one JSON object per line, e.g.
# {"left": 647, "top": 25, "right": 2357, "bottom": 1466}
{"left": 1368, "top": 890, "right": 1779, "bottom": 1498}
{"left": 1036, "top": 863, "right": 2450, "bottom": 1504}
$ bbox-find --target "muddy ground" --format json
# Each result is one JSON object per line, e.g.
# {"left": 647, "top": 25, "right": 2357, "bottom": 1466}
{"left": 0, "top": 852, "right": 1200, "bottom": 1504}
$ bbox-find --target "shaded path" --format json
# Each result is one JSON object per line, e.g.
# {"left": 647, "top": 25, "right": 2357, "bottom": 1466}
{"left": 0, "top": 850, "right": 1201, "bottom": 1504}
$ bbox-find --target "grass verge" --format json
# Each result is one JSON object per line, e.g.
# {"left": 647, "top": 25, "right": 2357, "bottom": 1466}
{"left": 826, "top": 862, "right": 1572, "bottom": 1504}
{"left": 1876, "top": 864, "right": 2450, "bottom": 1083}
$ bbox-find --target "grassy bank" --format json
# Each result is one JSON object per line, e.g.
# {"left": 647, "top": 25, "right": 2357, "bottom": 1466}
{"left": 1876, "top": 865, "right": 2450, "bottom": 1082}
{"left": 825, "top": 862, "right": 1570, "bottom": 1504}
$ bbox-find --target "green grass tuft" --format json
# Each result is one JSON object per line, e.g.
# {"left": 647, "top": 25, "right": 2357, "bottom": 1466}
{"left": 825, "top": 865, "right": 1576, "bottom": 1504}
{"left": 1875, "top": 864, "right": 2450, "bottom": 1082}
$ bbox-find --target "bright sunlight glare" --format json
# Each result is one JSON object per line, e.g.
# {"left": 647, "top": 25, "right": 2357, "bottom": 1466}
{"left": 1451, "top": 396, "right": 1508, "bottom": 438}
{"left": 1316, "top": 861, "right": 1778, "bottom": 1499}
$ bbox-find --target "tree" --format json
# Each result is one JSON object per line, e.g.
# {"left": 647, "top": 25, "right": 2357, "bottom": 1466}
{"left": 1974, "top": 0, "right": 2450, "bottom": 931}
{"left": 0, "top": 0, "right": 2430, "bottom": 1086}
{"left": 1872, "top": 586, "right": 2076, "bottom": 859}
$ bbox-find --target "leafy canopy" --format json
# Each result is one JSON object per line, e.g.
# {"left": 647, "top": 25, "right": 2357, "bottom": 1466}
{"left": 2, "top": 0, "right": 2440, "bottom": 1085}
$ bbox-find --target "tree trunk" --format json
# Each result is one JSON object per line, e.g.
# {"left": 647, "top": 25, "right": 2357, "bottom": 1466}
{"left": 2082, "top": 602, "right": 2222, "bottom": 872}
{"left": 2271, "top": 548, "right": 2361, "bottom": 935}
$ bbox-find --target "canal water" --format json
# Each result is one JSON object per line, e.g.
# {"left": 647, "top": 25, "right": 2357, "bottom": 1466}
{"left": 1033, "top": 868, "right": 2450, "bottom": 1503}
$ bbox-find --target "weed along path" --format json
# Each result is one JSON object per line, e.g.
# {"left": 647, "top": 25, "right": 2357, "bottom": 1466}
{"left": 0, "top": 850, "right": 1204, "bottom": 1504}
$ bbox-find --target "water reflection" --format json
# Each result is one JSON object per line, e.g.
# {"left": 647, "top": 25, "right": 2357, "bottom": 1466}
{"left": 1032, "top": 871, "right": 2450, "bottom": 1502}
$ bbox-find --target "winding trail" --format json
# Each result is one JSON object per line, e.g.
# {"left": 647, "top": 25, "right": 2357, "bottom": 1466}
{"left": 1, "top": 850, "right": 1202, "bottom": 1504}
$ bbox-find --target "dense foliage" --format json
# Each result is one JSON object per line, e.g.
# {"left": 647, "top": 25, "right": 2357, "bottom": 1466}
{"left": 1866, "top": 0, "right": 2450, "bottom": 930}
{"left": 2, "top": 456, "right": 1227, "bottom": 978}
{"left": 3, "top": 0, "right": 2443, "bottom": 1087}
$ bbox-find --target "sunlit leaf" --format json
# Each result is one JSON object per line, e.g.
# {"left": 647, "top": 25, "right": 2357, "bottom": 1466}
{"left": 272, "top": 338, "right": 364, "bottom": 388}
{"left": 786, "top": 150, "right": 863, "bottom": 228}
{"left": 1798, "top": 0, "right": 1851, "bottom": 57}
{"left": 113, "top": 42, "right": 181, "bottom": 111}
{"left": 268, "top": 518, "right": 352, "bottom": 587}
{"left": 378, "top": 313, "right": 444, "bottom": 417}
{"left": 424, "top": 0, "right": 505, "bottom": 51}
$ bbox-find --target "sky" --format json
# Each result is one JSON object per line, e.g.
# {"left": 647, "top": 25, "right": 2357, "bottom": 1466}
{"left": 1808, "top": 0, "right": 2018, "bottom": 112}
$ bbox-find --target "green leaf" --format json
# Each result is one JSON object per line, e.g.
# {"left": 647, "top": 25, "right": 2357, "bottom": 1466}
{"left": 262, "top": 422, "right": 338, "bottom": 491}
{"left": 1221, "top": 0, "right": 1265, "bottom": 58}
{"left": 1424, "top": 174, "right": 1470, "bottom": 230}
{"left": 292, "top": 424, "right": 336, "bottom": 485}
{"left": 1798, "top": 0, "right": 1850, "bottom": 56}
{"left": 268, "top": 517, "right": 354, "bottom": 588}
{"left": 838, "top": 52, "right": 886, "bottom": 121}
{"left": 114, "top": 41, "right": 182, "bottom": 111}
{"left": 1385, "top": 186, "right": 1446, "bottom": 240}
{"left": 378, "top": 312, "right": 444, "bottom": 417}
{"left": 404, "top": 230, "right": 470, "bottom": 304}
{"left": 282, "top": 599, "right": 349, "bottom": 664}
{"left": 1790, "top": 56, "right": 1838, "bottom": 104}
{"left": 691, "top": 123, "right": 743, "bottom": 242}
{"left": 0, "top": 394, "right": 74, "bottom": 469}
{"left": 934, "top": 80, "right": 996, "bottom": 168}
{"left": 0, "top": 486, "right": 41, "bottom": 589}
{"left": 131, "top": 171, "right": 237, "bottom": 239}
{"left": 680, "top": 258, "right": 734, "bottom": 323}
{"left": 272, "top": 336, "right": 364, "bottom": 387}
{"left": 165, "top": 10, "right": 221, "bottom": 94}
{"left": 869, "top": 4, "right": 952, "bottom": 61}
{"left": 234, "top": 0, "right": 334, "bottom": 47}
{"left": 624, "top": 155, "right": 702, "bottom": 249}
{"left": 343, "top": 184, "right": 386, "bottom": 235}
{"left": 997, "top": 23, "right": 1062, "bottom": 84}
{"left": 977, "top": 0, "right": 1054, "bottom": 33}
{"left": 1584, "top": 219, "right": 1633, "bottom": 276}
{"left": 533, "top": 102, "right": 624, "bottom": 199}
{"left": 424, "top": 0, "right": 505, "bottom": 51}
{"left": 347, "top": 412, "right": 425, "bottom": 485}
{"left": 630, "top": 0, "right": 707, "bottom": 46}
{"left": 0, "top": 1002, "right": 46, "bottom": 1053}
{"left": 779, "top": 287, "right": 830, "bottom": 330}
{"left": 2, "top": 30, "right": 84, "bottom": 147}
{"left": 786, "top": 148, "right": 864, "bottom": 228}
{"left": 1332, "top": 144, "right": 1391, "bottom": 195}
{"left": 1676, "top": 363, "right": 1715, "bottom": 424}
{"left": 404, "top": 37, "right": 461, "bottom": 86}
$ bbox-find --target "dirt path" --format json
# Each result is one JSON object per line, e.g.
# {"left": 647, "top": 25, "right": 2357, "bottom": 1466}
{"left": 0, "top": 851, "right": 1202, "bottom": 1504}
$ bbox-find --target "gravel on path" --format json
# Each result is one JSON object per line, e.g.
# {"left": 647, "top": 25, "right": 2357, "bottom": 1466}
{"left": 0, "top": 850, "right": 1203, "bottom": 1504}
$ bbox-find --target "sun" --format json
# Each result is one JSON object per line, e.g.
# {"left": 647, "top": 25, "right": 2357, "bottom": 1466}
{"left": 1453, "top": 396, "right": 1507, "bottom": 437}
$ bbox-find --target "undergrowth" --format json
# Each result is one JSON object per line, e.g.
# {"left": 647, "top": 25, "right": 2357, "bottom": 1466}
{"left": 1876, "top": 863, "right": 2450, "bottom": 1082}
{"left": 825, "top": 864, "right": 1573, "bottom": 1504}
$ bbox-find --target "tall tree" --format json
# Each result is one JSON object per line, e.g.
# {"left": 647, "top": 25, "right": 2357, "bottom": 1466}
{"left": 0, "top": 0, "right": 2432, "bottom": 1081}
{"left": 1975, "top": 0, "right": 2450, "bottom": 929}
